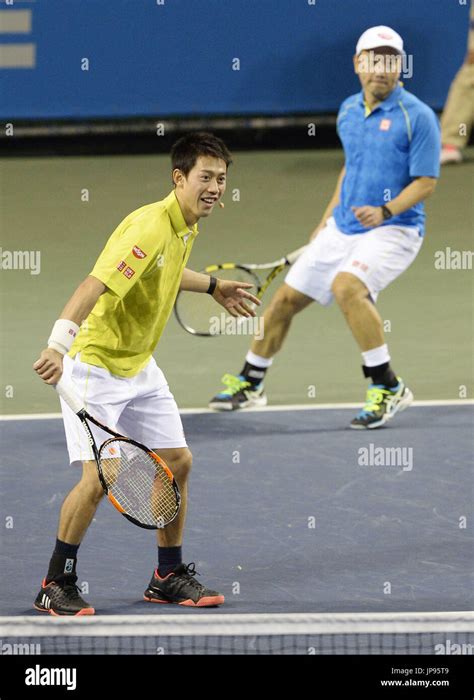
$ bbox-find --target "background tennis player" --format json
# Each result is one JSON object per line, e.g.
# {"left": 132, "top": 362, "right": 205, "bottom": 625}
{"left": 210, "top": 26, "right": 441, "bottom": 429}
{"left": 33, "top": 132, "right": 259, "bottom": 615}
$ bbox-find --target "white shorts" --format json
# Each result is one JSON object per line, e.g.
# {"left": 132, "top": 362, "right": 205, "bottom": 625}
{"left": 60, "top": 354, "right": 187, "bottom": 466}
{"left": 285, "top": 217, "right": 423, "bottom": 305}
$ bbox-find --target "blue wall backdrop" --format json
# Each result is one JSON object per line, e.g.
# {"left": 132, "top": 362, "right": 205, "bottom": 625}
{"left": 0, "top": 0, "right": 470, "bottom": 119}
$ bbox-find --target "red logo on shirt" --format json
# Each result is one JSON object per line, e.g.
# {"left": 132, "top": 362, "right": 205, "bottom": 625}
{"left": 132, "top": 245, "right": 147, "bottom": 259}
{"left": 352, "top": 260, "right": 368, "bottom": 272}
{"left": 124, "top": 266, "right": 135, "bottom": 279}
{"left": 380, "top": 119, "right": 392, "bottom": 131}
{"left": 117, "top": 260, "right": 126, "bottom": 271}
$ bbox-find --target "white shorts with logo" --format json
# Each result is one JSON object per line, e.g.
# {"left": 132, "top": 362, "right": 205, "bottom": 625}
{"left": 285, "top": 217, "right": 423, "bottom": 305}
{"left": 60, "top": 353, "right": 187, "bottom": 466}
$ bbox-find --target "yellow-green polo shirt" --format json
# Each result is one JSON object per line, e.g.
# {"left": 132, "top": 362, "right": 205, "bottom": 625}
{"left": 69, "top": 190, "right": 198, "bottom": 377}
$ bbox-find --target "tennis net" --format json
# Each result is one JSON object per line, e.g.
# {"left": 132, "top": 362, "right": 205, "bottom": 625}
{"left": 1, "top": 612, "right": 473, "bottom": 655}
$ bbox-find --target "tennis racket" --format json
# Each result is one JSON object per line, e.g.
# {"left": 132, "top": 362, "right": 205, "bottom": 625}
{"left": 174, "top": 245, "right": 307, "bottom": 336}
{"left": 55, "top": 378, "right": 181, "bottom": 530}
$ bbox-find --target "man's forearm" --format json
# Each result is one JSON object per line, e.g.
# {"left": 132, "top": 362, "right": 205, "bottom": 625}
{"left": 59, "top": 275, "right": 106, "bottom": 326}
{"left": 386, "top": 177, "right": 437, "bottom": 216}
{"left": 180, "top": 268, "right": 212, "bottom": 293}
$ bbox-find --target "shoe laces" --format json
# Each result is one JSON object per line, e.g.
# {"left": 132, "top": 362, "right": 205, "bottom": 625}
{"left": 175, "top": 562, "right": 204, "bottom": 591}
{"left": 220, "top": 373, "right": 251, "bottom": 396}
{"left": 55, "top": 578, "right": 82, "bottom": 600}
{"left": 359, "top": 385, "right": 390, "bottom": 415}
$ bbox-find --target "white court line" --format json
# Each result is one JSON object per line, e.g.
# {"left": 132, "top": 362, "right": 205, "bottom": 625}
{"left": 0, "top": 399, "right": 472, "bottom": 421}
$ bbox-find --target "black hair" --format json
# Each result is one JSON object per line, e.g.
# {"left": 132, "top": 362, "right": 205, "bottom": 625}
{"left": 171, "top": 132, "right": 232, "bottom": 176}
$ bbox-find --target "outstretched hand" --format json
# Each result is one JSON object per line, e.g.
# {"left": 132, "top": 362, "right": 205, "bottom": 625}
{"left": 212, "top": 279, "right": 261, "bottom": 318}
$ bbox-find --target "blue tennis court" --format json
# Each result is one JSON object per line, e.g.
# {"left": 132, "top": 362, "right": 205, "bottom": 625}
{"left": 1, "top": 403, "right": 472, "bottom": 617}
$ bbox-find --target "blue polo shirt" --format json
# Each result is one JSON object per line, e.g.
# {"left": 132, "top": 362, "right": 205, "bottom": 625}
{"left": 333, "top": 85, "right": 440, "bottom": 236}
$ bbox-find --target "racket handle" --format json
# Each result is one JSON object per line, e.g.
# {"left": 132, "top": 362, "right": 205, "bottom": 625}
{"left": 285, "top": 245, "right": 308, "bottom": 265}
{"left": 55, "top": 377, "right": 85, "bottom": 415}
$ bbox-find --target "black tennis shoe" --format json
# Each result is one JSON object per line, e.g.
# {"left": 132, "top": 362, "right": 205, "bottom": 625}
{"left": 143, "top": 562, "right": 225, "bottom": 607}
{"left": 34, "top": 577, "right": 95, "bottom": 616}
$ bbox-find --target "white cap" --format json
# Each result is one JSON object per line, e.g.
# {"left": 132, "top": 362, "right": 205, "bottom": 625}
{"left": 356, "top": 26, "right": 404, "bottom": 55}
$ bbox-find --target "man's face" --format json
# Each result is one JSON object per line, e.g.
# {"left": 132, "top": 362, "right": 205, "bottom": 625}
{"left": 173, "top": 155, "right": 227, "bottom": 223}
{"left": 354, "top": 47, "right": 401, "bottom": 102}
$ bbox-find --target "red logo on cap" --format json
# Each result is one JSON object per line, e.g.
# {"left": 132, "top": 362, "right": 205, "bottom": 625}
{"left": 132, "top": 245, "right": 147, "bottom": 259}
{"left": 378, "top": 32, "right": 394, "bottom": 40}
{"left": 124, "top": 266, "right": 135, "bottom": 279}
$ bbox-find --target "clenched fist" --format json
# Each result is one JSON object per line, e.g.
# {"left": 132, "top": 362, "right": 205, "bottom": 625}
{"left": 33, "top": 348, "right": 64, "bottom": 385}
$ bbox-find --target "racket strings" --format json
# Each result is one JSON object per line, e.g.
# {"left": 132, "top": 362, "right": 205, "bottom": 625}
{"left": 174, "top": 266, "right": 260, "bottom": 336}
{"left": 99, "top": 440, "right": 177, "bottom": 527}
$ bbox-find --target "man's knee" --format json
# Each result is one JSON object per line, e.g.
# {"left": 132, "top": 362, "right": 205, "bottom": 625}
{"left": 175, "top": 448, "right": 193, "bottom": 480}
{"left": 154, "top": 448, "right": 193, "bottom": 482}
{"left": 267, "top": 284, "right": 312, "bottom": 319}
{"left": 331, "top": 273, "right": 367, "bottom": 310}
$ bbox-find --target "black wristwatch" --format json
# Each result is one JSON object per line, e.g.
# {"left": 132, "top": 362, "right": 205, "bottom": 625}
{"left": 381, "top": 204, "right": 393, "bottom": 221}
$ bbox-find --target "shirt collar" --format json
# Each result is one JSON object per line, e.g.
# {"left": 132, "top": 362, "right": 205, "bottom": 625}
{"left": 164, "top": 190, "right": 199, "bottom": 239}
{"left": 359, "top": 84, "right": 403, "bottom": 114}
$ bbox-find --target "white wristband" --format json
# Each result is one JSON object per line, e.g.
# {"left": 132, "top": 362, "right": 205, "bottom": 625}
{"left": 48, "top": 319, "right": 80, "bottom": 355}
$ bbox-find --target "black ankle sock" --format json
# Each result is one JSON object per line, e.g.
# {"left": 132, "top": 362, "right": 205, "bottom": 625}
{"left": 362, "top": 362, "right": 399, "bottom": 388}
{"left": 241, "top": 361, "right": 267, "bottom": 387}
{"left": 158, "top": 546, "right": 182, "bottom": 577}
{"left": 46, "top": 539, "right": 79, "bottom": 583}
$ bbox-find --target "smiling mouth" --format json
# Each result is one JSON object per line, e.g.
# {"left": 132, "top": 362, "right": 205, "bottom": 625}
{"left": 201, "top": 197, "right": 217, "bottom": 205}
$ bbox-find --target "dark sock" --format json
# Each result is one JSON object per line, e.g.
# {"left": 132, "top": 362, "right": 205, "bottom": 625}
{"left": 362, "top": 362, "right": 399, "bottom": 389}
{"left": 158, "top": 546, "right": 182, "bottom": 577}
{"left": 46, "top": 539, "right": 80, "bottom": 583}
{"left": 240, "top": 361, "right": 267, "bottom": 387}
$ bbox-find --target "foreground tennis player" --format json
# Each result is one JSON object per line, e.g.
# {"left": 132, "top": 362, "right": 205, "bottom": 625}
{"left": 33, "top": 133, "right": 258, "bottom": 615}
{"left": 210, "top": 26, "right": 441, "bottom": 429}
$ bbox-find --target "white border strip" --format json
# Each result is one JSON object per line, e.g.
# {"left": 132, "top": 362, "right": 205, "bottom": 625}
{"left": 1, "top": 611, "right": 473, "bottom": 638}
{"left": 0, "top": 399, "right": 472, "bottom": 421}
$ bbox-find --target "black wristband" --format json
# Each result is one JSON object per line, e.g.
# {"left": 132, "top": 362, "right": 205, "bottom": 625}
{"left": 206, "top": 276, "right": 217, "bottom": 295}
{"left": 381, "top": 204, "right": 393, "bottom": 220}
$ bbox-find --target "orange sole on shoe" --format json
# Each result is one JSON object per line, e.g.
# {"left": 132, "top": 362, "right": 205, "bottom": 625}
{"left": 178, "top": 596, "right": 225, "bottom": 607}
{"left": 143, "top": 594, "right": 224, "bottom": 607}
{"left": 50, "top": 607, "right": 95, "bottom": 616}
{"left": 34, "top": 604, "right": 95, "bottom": 616}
